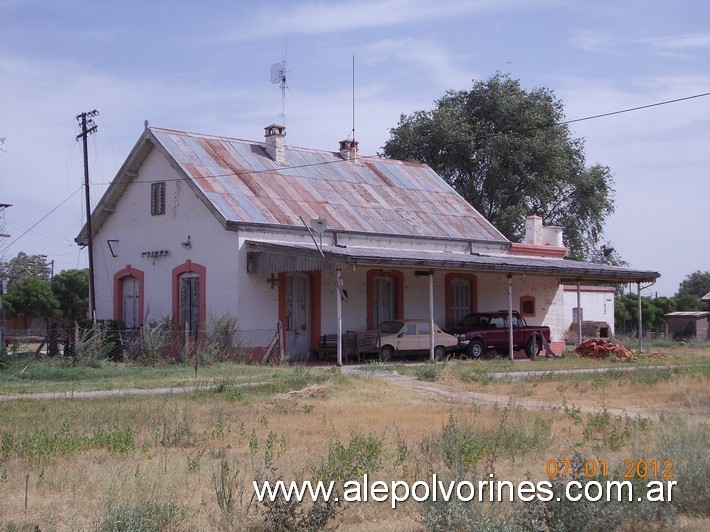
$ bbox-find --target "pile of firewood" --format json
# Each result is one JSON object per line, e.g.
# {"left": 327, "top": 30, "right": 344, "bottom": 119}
{"left": 574, "top": 338, "right": 637, "bottom": 362}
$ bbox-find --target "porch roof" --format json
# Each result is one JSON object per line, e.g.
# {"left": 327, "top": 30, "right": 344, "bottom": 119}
{"left": 245, "top": 240, "right": 660, "bottom": 284}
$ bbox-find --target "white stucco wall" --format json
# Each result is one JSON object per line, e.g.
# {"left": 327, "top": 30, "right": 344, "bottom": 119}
{"left": 563, "top": 287, "right": 615, "bottom": 336}
{"left": 92, "top": 148, "right": 241, "bottom": 324}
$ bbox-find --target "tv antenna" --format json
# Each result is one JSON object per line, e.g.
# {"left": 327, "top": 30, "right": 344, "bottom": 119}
{"left": 270, "top": 57, "right": 288, "bottom": 124}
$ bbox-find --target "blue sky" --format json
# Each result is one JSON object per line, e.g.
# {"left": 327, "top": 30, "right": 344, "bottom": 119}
{"left": 1, "top": 0, "right": 708, "bottom": 297}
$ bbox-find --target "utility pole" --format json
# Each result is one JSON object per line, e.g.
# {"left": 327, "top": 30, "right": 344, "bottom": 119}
{"left": 76, "top": 110, "right": 99, "bottom": 323}
{"left": 0, "top": 203, "right": 11, "bottom": 351}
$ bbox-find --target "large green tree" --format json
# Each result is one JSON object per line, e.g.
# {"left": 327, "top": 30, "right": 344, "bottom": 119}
{"left": 3, "top": 276, "right": 59, "bottom": 320}
{"left": 0, "top": 252, "right": 51, "bottom": 290}
{"left": 382, "top": 73, "right": 615, "bottom": 260}
{"left": 676, "top": 270, "right": 710, "bottom": 299}
{"left": 51, "top": 269, "right": 89, "bottom": 321}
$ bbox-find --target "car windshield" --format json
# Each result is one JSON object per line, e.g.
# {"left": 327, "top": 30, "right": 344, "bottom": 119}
{"left": 377, "top": 321, "right": 404, "bottom": 334}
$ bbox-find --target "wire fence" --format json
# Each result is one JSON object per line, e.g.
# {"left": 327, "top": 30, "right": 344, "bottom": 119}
{"left": 2, "top": 323, "right": 282, "bottom": 365}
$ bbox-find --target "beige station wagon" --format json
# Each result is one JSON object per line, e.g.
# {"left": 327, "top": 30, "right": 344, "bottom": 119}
{"left": 376, "top": 319, "right": 460, "bottom": 361}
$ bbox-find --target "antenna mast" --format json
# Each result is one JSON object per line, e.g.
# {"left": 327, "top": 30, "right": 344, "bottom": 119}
{"left": 352, "top": 55, "right": 355, "bottom": 142}
{"left": 270, "top": 56, "right": 288, "bottom": 124}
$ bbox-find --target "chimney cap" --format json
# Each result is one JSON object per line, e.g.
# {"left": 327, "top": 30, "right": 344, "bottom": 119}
{"left": 265, "top": 124, "right": 286, "bottom": 136}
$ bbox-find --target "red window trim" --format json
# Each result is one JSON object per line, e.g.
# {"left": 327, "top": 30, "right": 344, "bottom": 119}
{"left": 172, "top": 261, "right": 206, "bottom": 331}
{"left": 520, "top": 295, "right": 536, "bottom": 317}
{"left": 366, "top": 269, "right": 404, "bottom": 330}
{"left": 277, "top": 271, "right": 322, "bottom": 351}
{"left": 113, "top": 265, "right": 145, "bottom": 326}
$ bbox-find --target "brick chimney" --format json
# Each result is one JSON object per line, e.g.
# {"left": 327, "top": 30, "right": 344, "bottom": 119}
{"left": 264, "top": 124, "right": 286, "bottom": 165}
{"left": 525, "top": 215, "right": 543, "bottom": 245}
{"left": 339, "top": 138, "right": 359, "bottom": 162}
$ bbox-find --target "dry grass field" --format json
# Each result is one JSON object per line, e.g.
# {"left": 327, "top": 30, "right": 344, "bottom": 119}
{"left": 0, "top": 344, "right": 708, "bottom": 531}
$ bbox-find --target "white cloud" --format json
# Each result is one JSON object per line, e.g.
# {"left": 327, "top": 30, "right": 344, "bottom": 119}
{"left": 568, "top": 30, "right": 620, "bottom": 54}
{"left": 214, "top": 0, "right": 548, "bottom": 42}
{"left": 361, "top": 38, "right": 474, "bottom": 91}
{"left": 643, "top": 33, "right": 710, "bottom": 50}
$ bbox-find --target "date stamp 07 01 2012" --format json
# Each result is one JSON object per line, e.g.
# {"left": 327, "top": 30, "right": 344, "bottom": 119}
{"left": 546, "top": 459, "right": 674, "bottom": 480}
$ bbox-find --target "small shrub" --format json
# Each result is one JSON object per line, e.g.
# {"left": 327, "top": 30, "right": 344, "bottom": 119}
{"left": 212, "top": 455, "right": 244, "bottom": 524}
{"left": 452, "top": 363, "right": 492, "bottom": 384}
{"left": 416, "top": 363, "right": 440, "bottom": 381}
{"left": 203, "top": 313, "right": 239, "bottom": 361}
{"left": 656, "top": 416, "right": 709, "bottom": 516}
{"left": 582, "top": 406, "right": 648, "bottom": 452}
{"left": 98, "top": 499, "right": 188, "bottom": 532}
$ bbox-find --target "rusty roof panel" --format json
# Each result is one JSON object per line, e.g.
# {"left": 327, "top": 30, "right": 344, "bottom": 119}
{"left": 149, "top": 127, "right": 508, "bottom": 243}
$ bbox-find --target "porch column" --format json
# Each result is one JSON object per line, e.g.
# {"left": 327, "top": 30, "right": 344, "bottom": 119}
{"left": 336, "top": 269, "right": 343, "bottom": 366}
{"left": 429, "top": 272, "right": 435, "bottom": 361}
{"left": 577, "top": 280, "right": 582, "bottom": 346}
{"left": 637, "top": 282, "right": 643, "bottom": 353}
{"left": 507, "top": 274, "right": 514, "bottom": 361}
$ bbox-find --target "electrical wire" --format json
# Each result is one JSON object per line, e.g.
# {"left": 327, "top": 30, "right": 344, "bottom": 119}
{"left": 2, "top": 186, "right": 83, "bottom": 249}
{"left": 89, "top": 90, "right": 710, "bottom": 187}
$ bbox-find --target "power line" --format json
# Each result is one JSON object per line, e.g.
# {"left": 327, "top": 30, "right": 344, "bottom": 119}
{"left": 89, "top": 90, "right": 710, "bottom": 187}
{"left": 1, "top": 186, "right": 83, "bottom": 250}
{"left": 560, "top": 91, "right": 710, "bottom": 126}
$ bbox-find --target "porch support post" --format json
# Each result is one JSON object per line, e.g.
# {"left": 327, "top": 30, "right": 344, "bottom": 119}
{"left": 637, "top": 281, "right": 643, "bottom": 353}
{"left": 429, "top": 272, "right": 435, "bottom": 362}
{"left": 577, "top": 280, "right": 582, "bottom": 346}
{"left": 336, "top": 269, "right": 343, "bottom": 367}
{"left": 507, "top": 274, "right": 514, "bottom": 361}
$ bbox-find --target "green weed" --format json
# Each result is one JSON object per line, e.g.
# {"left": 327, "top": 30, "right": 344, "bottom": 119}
{"left": 416, "top": 363, "right": 440, "bottom": 381}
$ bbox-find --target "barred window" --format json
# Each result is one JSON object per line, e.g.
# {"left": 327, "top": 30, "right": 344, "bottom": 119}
{"left": 151, "top": 181, "right": 165, "bottom": 216}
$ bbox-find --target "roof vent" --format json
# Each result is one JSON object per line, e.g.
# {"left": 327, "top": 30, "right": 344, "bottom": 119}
{"left": 339, "top": 138, "right": 359, "bottom": 162}
{"left": 264, "top": 124, "right": 286, "bottom": 165}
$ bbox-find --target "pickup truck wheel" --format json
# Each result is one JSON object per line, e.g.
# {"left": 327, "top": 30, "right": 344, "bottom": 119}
{"left": 434, "top": 345, "right": 447, "bottom": 361}
{"left": 467, "top": 340, "right": 484, "bottom": 359}
{"left": 525, "top": 336, "right": 541, "bottom": 359}
{"left": 380, "top": 345, "right": 395, "bottom": 362}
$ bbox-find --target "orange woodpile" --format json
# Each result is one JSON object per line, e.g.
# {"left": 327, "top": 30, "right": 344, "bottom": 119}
{"left": 574, "top": 338, "right": 637, "bottom": 362}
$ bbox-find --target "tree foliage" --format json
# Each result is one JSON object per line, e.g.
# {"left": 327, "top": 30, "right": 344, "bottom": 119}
{"left": 615, "top": 292, "right": 702, "bottom": 335}
{"left": 51, "top": 269, "right": 89, "bottom": 321}
{"left": 676, "top": 270, "right": 710, "bottom": 299}
{"left": 3, "top": 276, "right": 59, "bottom": 320}
{"left": 382, "top": 73, "right": 615, "bottom": 260}
{"left": 0, "top": 251, "right": 51, "bottom": 290}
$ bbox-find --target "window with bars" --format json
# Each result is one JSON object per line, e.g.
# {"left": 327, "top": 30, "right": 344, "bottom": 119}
{"left": 151, "top": 181, "right": 165, "bottom": 215}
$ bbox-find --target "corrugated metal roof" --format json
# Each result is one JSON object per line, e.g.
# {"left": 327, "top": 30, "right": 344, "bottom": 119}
{"left": 150, "top": 127, "right": 508, "bottom": 242}
{"left": 245, "top": 240, "right": 661, "bottom": 283}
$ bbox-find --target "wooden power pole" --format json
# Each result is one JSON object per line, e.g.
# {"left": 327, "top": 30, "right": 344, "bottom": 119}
{"left": 76, "top": 110, "right": 99, "bottom": 323}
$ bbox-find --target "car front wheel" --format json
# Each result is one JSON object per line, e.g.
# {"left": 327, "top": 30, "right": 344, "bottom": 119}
{"left": 434, "top": 345, "right": 447, "bottom": 361}
{"left": 380, "top": 345, "right": 395, "bottom": 362}
{"left": 467, "top": 339, "right": 484, "bottom": 359}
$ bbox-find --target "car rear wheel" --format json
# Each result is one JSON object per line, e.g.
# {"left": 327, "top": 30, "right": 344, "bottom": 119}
{"left": 434, "top": 345, "right": 447, "bottom": 361}
{"left": 525, "top": 335, "right": 541, "bottom": 359}
{"left": 467, "top": 339, "right": 484, "bottom": 359}
{"left": 380, "top": 345, "right": 395, "bottom": 362}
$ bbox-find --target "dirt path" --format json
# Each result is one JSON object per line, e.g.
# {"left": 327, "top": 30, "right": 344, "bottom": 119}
{"left": 341, "top": 366, "right": 660, "bottom": 419}
{"left": 0, "top": 365, "right": 674, "bottom": 420}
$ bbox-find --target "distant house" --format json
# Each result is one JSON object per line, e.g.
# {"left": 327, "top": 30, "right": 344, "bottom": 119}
{"left": 76, "top": 123, "right": 659, "bottom": 360}
{"left": 665, "top": 311, "right": 710, "bottom": 342}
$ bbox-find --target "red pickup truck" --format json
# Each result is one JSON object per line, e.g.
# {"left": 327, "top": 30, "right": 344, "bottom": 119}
{"left": 447, "top": 311, "right": 551, "bottom": 359}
